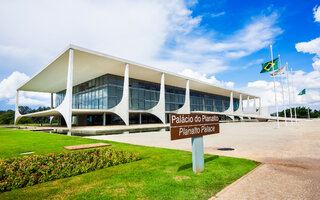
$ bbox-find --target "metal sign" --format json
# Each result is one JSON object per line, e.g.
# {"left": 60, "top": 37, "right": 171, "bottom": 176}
{"left": 170, "top": 114, "right": 219, "bottom": 141}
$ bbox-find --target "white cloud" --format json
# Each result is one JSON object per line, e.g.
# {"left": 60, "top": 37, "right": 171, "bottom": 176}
{"left": 0, "top": 71, "right": 50, "bottom": 107}
{"left": 296, "top": 37, "right": 320, "bottom": 71}
{"left": 295, "top": 7, "right": 320, "bottom": 71}
{"left": 0, "top": 0, "right": 283, "bottom": 108}
{"left": 0, "top": 0, "right": 201, "bottom": 65}
{"left": 8, "top": 95, "right": 49, "bottom": 107}
{"left": 0, "top": 0, "right": 282, "bottom": 74}
{"left": 312, "top": 58, "right": 320, "bottom": 71}
{"left": 242, "top": 58, "right": 264, "bottom": 69}
{"left": 239, "top": 70, "right": 320, "bottom": 109}
{"left": 148, "top": 12, "right": 282, "bottom": 76}
{"left": 180, "top": 69, "right": 234, "bottom": 88}
{"left": 295, "top": 37, "right": 320, "bottom": 55}
{"left": 314, "top": 5, "right": 320, "bottom": 22}
{"left": 173, "top": 12, "right": 282, "bottom": 59}
{"left": 210, "top": 12, "right": 225, "bottom": 18}
{"left": 0, "top": 71, "right": 29, "bottom": 100}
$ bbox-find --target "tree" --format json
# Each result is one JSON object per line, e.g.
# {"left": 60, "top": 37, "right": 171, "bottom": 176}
{"left": 0, "top": 110, "right": 14, "bottom": 124}
{"left": 278, "top": 107, "right": 320, "bottom": 118}
{"left": 18, "top": 106, "right": 32, "bottom": 114}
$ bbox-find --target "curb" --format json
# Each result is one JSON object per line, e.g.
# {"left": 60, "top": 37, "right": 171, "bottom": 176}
{"left": 208, "top": 163, "right": 264, "bottom": 200}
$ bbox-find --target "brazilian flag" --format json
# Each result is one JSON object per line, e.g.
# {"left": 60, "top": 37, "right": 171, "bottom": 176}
{"left": 298, "top": 89, "right": 306, "bottom": 95}
{"left": 260, "top": 58, "right": 279, "bottom": 73}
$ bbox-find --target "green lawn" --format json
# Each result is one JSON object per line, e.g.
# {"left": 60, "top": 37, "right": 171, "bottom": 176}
{"left": 0, "top": 127, "right": 259, "bottom": 200}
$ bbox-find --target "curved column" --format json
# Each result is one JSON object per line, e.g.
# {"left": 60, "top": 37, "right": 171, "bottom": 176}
{"left": 50, "top": 93, "right": 54, "bottom": 125}
{"left": 223, "top": 91, "right": 234, "bottom": 120}
{"left": 14, "top": 90, "right": 22, "bottom": 126}
{"left": 258, "top": 97, "right": 261, "bottom": 115}
{"left": 147, "top": 73, "right": 165, "bottom": 124}
{"left": 177, "top": 80, "right": 190, "bottom": 114}
{"left": 234, "top": 94, "right": 243, "bottom": 113}
{"left": 245, "top": 96, "right": 250, "bottom": 113}
{"left": 243, "top": 96, "right": 251, "bottom": 119}
{"left": 234, "top": 93, "right": 243, "bottom": 120}
{"left": 253, "top": 98, "right": 257, "bottom": 114}
{"left": 109, "top": 63, "right": 129, "bottom": 126}
{"left": 56, "top": 48, "right": 74, "bottom": 130}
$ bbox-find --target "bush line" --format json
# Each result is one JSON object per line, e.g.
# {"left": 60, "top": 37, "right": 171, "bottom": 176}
{"left": 0, "top": 148, "right": 141, "bottom": 192}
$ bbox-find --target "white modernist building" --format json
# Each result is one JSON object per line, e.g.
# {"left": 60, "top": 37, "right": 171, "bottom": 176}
{"left": 15, "top": 45, "right": 270, "bottom": 130}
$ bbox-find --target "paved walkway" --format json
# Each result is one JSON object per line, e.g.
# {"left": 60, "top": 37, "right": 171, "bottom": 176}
{"left": 86, "top": 121, "right": 320, "bottom": 200}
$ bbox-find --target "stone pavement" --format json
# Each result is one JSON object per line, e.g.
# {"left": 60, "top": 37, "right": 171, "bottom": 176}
{"left": 86, "top": 121, "right": 320, "bottom": 200}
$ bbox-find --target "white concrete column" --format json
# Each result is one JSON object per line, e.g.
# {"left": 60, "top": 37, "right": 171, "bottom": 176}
{"left": 177, "top": 80, "right": 190, "bottom": 114}
{"left": 259, "top": 98, "right": 262, "bottom": 115}
{"left": 139, "top": 113, "right": 142, "bottom": 124}
{"left": 56, "top": 48, "right": 74, "bottom": 130}
{"left": 51, "top": 93, "right": 54, "bottom": 109}
{"left": 225, "top": 91, "right": 234, "bottom": 120}
{"left": 14, "top": 90, "right": 22, "bottom": 126}
{"left": 148, "top": 73, "right": 166, "bottom": 124}
{"left": 253, "top": 98, "right": 257, "bottom": 114}
{"left": 103, "top": 113, "right": 106, "bottom": 126}
{"left": 228, "top": 91, "right": 234, "bottom": 112}
{"left": 234, "top": 94, "right": 243, "bottom": 120}
{"left": 110, "top": 63, "right": 129, "bottom": 126}
{"left": 238, "top": 94, "right": 243, "bottom": 112}
{"left": 246, "top": 96, "right": 250, "bottom": 113}
{"left": 50, "top": 93, "right": 54, "bottom": 125}
{"left": 239, "top": 94, "right": 244, "bottom": 120}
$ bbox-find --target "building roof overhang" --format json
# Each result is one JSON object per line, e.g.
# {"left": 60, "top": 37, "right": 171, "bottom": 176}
{"left": 18, "top": 44, "right": 259, "bottom": 99}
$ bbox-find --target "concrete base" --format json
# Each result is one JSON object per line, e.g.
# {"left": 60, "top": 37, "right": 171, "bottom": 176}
{"left": 17, "top": 123, "right": 170, "bottom": 136}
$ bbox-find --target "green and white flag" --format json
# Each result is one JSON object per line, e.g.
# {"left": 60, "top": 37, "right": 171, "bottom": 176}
{"left": 298, "top": 89, "right": 306, "bottom": 95}
{"left": 260, "top": 58, "right": 279, "bottom": 73}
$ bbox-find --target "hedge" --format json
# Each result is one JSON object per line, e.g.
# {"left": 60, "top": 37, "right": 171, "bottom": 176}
{"left": 0, "top": 148, "right": 141, "bottom": 192}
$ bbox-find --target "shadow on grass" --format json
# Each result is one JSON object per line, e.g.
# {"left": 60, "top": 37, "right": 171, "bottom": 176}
{"left": 177, "top": 155, "right": 219, "bottom": 172}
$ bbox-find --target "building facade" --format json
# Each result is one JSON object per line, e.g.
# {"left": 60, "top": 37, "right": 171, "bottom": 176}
{"left": 15, "top": 45, "right": 263, "bottom": 130}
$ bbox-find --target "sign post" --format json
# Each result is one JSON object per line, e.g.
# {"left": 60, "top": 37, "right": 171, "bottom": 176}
{"left": 170, "top": 113, "right": 219, "bottom": 173}
{"left": 192, "top": 136, "right": 204, "bottom": 173}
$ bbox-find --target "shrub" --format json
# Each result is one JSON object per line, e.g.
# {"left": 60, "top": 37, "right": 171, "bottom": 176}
{"left": 0, "top": 148, "right": 141, "bottom": 192}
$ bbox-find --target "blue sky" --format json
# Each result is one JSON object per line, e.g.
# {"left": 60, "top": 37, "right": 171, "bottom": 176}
{"left": 188, "top": 0, "right": 319, "bottom": 85}
{"left": 0, "top": 0, "right": 319, "bottom": 112}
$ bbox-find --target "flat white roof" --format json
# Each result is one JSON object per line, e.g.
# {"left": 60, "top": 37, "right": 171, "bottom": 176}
{"left": 18, "top": 44, "right": 259, "bottom": 99}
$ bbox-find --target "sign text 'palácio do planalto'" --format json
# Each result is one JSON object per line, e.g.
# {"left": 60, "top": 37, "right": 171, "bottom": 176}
{"left": 170, "top": 114, "right": 220, "bottom": 140}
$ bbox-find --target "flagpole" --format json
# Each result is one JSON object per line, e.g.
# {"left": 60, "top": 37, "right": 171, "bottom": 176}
{"left": 290, "top": 68, "right": 297, "bottom": 123}
{"left": 306, "top": 92, "right": 310, "bottom": 119}
{"left": 270, "top": 45, "right": 280, "bottom": 128}
{"left": 278, "top": 55, "right": 287, "bottom": 126}
{"left": 286, "top": 62, "right": 293, "bottom": 123}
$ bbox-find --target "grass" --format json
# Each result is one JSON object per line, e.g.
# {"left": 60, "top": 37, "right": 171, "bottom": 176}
{"left": 0, "top": 127, "right": 259, "bottom": 200}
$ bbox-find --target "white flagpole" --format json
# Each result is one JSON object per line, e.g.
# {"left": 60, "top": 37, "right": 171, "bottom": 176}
{"left": 286, "top": 62, "right": 293, "bottom": 123}
{"left": 306, "top": 91, "right": 310, "bottom": 120}
{"left": 278, "top": 55, "right": 287, "bottom": 126}
{"left": 270, "top": 45, "right": 280, "bottom": 128}
{"left": 291, "top": 68, "right": 298, "bottom": 123}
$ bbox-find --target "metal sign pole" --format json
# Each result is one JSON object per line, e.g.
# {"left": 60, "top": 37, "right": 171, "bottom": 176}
{"left": 192, "top": 136, "right": 204, "bottom": 173}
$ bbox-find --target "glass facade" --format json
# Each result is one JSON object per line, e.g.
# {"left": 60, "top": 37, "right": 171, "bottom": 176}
{"left": 233, "top": 99, "right": 240, "bottom": 111}
{"left": 165, "top": 86, "right": 185, "bottom": 111}
{"left": 190, "top": 90, "right": 236, "bottom": 112}
{"left": 55, "top": 74, "right": 123, "bottom": 109}
{"left": 55, "top": 73, "right": 239, "bottom": 113}
{"left": 129, "top": 78, "right": 160, "bottom": 110}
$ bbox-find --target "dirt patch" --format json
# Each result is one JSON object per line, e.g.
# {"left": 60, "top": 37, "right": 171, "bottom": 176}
{"left": 174, "top": 176, "right": 190, "bottom": 181}
{"left": 64, "top": 143, "right": 111, "bottom": 150}
{"left": 261, "top": 157, "right": 320, "bottom": 171}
